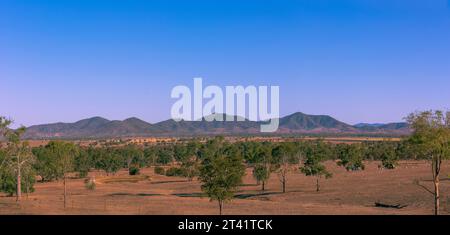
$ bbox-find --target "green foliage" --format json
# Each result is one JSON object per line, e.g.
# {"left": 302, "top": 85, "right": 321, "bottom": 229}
{"left": 0, "top": 168, "right": 36, "bottom": 196}
{"left": 88, "top": 147, "right": 122, "bottom": 175}
{"left": 252, "top": 164, "right": 270, "bottom": 185}
{"left": 120, "top": 144, "right": 145, "bottom": 168}
{"left": 154, "top": 166, "right": 165, "bottom": 175}
{"left": 300, "top": 141, "right": 332, "bottom": 178}
{"left": 144, "top": 148, "right": 157, "bottom": 166}
{"left": 0, "top": 125, "right": 37, "bottom": 198}
{"left": 380, "top": 145, "right": 399, "bottom": 169}
{"left": 301, "top": 158, "right": 332, "bottom": 178}
{"left": 101, "top": 152, "right": 122, "bottom": 175}
{"left": 0, "top": 150, "right": 36, "bottom": 196}
{"left": 406, "top": 110, "right": 450, "bottom": 161}
{"left": 406, "top": 110, "right": 450, "bottom": 215}
{"left": 37, "top": 141, "right": 79, "bottom": 179}
{"left": 336, "top": 143, "right": 365, "bottom": 171}
{"left": 75, "top": 149, "right": 91, "bottom": 178}
{"left": 180, "top": 156, "right": 200, "bottom": 180}
{"left": 33, "top": 146, "right": 60, "bottom": 181}
{"left": 128, "top": 166, "right": 140, "bottom": 175}
{"left": 199, "top": 137, "right": 245, "bottom": 214}
{"left": 239, "top": 141, "right": 263, "bottom": 164}
{"left": 156, "top": 147, "right": 173, "bottom": 165}
{"left": 165, "top": 167, "right": 185, "bottom": 177}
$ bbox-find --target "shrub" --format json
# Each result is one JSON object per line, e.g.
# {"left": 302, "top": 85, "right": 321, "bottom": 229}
{"left": 381, "top": 151, "right": 398, "bottom": 169}
{"left": 336, "top": 144, "right": 365, "bottom": 171}
{"left": 165, "top": 167, "right": 185, "bottom": 177}
{"left": 84, "top": 178, "right": 96, "bottom": 190}
{"left": 129, "top": 166, "right": 140, "bottom": 175}
{"left": 154, "top": 166, "right": 165, "bottom": 175}
{"left": 0, "top": 168, "right": 36, "bottom": 196}
{"left": 78, "top": 170, "right": 89, "bottom": 178}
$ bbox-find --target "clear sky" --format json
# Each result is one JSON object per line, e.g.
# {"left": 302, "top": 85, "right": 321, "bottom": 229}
{"left": 1, "top": 0, "right": 450, "bottom": 127}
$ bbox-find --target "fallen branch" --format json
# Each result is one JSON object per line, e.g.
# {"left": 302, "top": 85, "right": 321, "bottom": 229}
{"left": 374, "top": 202, "right": 407, "bottom": 209}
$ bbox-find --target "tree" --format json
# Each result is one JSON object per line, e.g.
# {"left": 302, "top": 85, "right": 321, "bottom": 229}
{"left": 272, "top": 143, "right": 298, "bottom": 193}
{"left": 180, "top": 155, "right": 200, "bottom": 181}
{"left": 0, "top": 116, "right": 11, "bottom": 138}
{"left": 406, "top": 110, "right": 450, "bottom": 215}
{"left": 300, "top": 141, "right": 332, "bottom": 192}
{"left": 0, "top": 116, "right": 12, "bottom": 168}
{"left": 5, "top": 127, "right": 36, "bottom": 201}
{"left": 336, "top": 143, "right": 365, "bottom": 171}
{"left": 1, "top": 146, "right": 36, "bottom": 198}
{"left": 33, "top": 146, "right": 60, "bottom": 182}
{"left": 251, "top": 143, "right": 273, "bottom": 191}
{"left": 0, "top": 120, "right": 36, "bottom": 201}
{"left": 157, "top": 147, "right": 173, "bottom": 165}
{"left": 121, "top": 144, "right": 145, "bottom": 172}
{"left": 252, "top": 164, "right": 270, "bottom": 190}
{"left": 74, "top": 148, "right": 92, "bottom": 178}
{"left": 240, "top": 141, "right": 262, "bottom": 164}
{"left": 94, "top": 148, "right": 122, "bottom": 175}
{"left": 199, "top": 137, "right": 245, "bottom": 215}
{"left": 143, "top": 147, "right": 158, "bottom": 166}
{"left": 381, "top": 144, "right": 399, "bottom": 169}
{"left": 45, "top": 141, "right": 79, "bottom": 208}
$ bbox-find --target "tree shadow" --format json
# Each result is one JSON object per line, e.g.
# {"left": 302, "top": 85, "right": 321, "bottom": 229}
{"left": 240, "top": 183, "right": 260, "bottom": 187}
{"left": 413, "top": 179, "right": 434, "bottom": 195}
{"left": 172, "top": 193, "right": 205, "bottom": 198}
{"left": 234, "top": 191, "right": 284, "bottom": 199}
{"left": 108, "top": 192, "right": 161, "bottom": 197}
{"left": 151, "top": 180, "right": 188, "bottom": 185}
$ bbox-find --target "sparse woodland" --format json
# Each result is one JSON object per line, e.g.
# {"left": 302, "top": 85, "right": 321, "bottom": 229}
{"left": 0, "top": 110, "right": 449, "bottom": 215}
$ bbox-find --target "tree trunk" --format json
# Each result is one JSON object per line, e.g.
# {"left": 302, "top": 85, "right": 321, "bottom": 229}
{"left": 262, "top": 181, "right": 265, "bottom": 191}
{"left": 64, "top": 175, "right": 67, "bottom": 208}
{"left": 316, "top": 177, "right": 320, "bottom": 192}
{"left": 434, "top": 176, "right": 439, "bottom": 215}
{"left": 16, "top": 164, "right": 21, "bottom": 202}
{"left": 432, "top": 157, "right": 441, "bottom": 215}
{"left": 218, "top": 200, "right": 223, "bottom": 215}
{"left": 282, "top": 177, "right": 286, "bottom": 193}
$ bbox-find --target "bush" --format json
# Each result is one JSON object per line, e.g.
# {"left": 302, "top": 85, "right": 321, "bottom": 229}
{"left": 0, "top": 168, "right": 35, "bottom": 196}
{"left": 84, "top": 178, "right": 96, "bottom": 190}
{"left": 336, "top": 144, "right": 365, "bottom": 171}
{"left": 154, "top": 166, "right": 165, "bottom": 175}
{"left": 381, "top": 151, "right": 398, "bottom": 169}
{"left": 128, "top": 166, "right": 140, "bottom": 175}
{"left": 78, "top": 170, "right": 89, "bottom": 178}
{"left": 165, "top": 167, "right": 185, "bottom": 177}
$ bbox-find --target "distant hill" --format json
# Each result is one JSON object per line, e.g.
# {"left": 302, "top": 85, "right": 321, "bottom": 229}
{"left": 277, "top": 112, "right": 357, "bottom": 133}
{"left": 353, "top": 123, "right": 385, "bottom": 128}
{"left": 23, "top": 112, "right": 410, "bottom": 139}
{"left": 353, "top": 122, "right": 409, "bottom": 134}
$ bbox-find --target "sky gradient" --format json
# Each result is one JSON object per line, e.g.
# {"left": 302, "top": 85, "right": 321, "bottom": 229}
{"left": 1, "top": 0, "right": 450, "bottom": 127}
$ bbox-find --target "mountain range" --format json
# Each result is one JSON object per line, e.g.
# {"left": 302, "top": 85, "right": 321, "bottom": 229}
{"left": 22, "top": 112, "right": 411, "bottom": 139}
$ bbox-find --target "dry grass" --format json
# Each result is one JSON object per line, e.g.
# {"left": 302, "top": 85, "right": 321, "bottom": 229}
{"left": 0, "top": 160, "right": 449, "bottom": 215}
{"left": 96, "top": 175, "right": 150, "bottom": 184}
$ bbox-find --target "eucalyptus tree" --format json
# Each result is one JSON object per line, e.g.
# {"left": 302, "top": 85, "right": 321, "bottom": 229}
{"left": 252, "top": 143, "right": 273, "bottom": 191}
{"left": 0, "top": 118, "right": 36, "bottom": 201}
{"left": 199, "top": 137, "right": 245, "bottom": 215}
{"left": 5, "top": 127, "right": 36, "bottom": 201}
{"left": 44, "top": 141, "right": 79, "bottom": 208}
{"left": 272, "top": 142, "right": 298, "bottom": 193}
{"left": 336, "top": 143, "right": 365, "bottom": 171}
{"left": 300, "top": 141, "right": 332, "bottom": 192}
{"left": 406, "top": 110, "right": 450, "bottom": 215}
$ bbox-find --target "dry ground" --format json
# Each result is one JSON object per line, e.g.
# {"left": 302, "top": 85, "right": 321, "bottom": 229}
{"left": 0, "top": 160, "right": 449, "bottom": 215}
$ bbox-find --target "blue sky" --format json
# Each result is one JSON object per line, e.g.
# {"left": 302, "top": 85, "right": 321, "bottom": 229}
{"left": 1, "top": 0, "right": 450, "bottom": 127}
